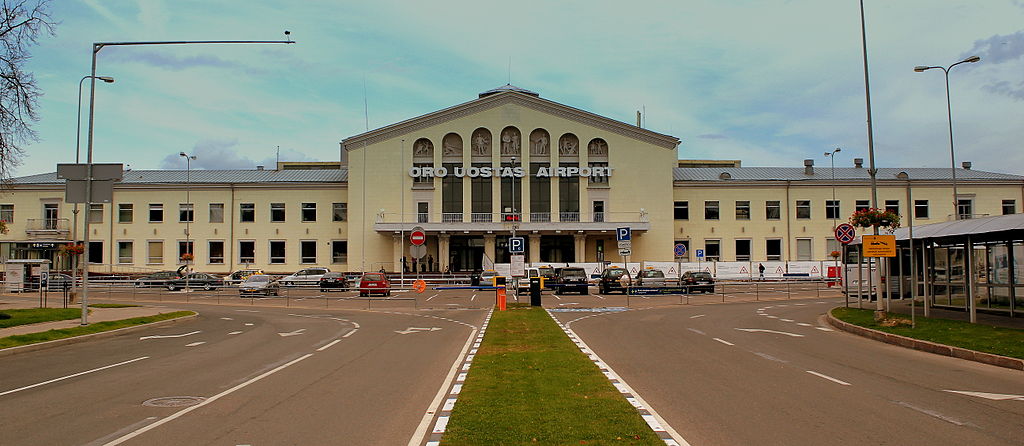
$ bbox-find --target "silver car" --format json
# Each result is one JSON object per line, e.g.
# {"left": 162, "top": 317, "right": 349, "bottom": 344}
{"left": 238, "top": 274, "right": 280, "bottom": 296}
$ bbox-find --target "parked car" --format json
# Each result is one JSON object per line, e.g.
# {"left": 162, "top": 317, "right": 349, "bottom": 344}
{"left": 135, "top": 271, "right": 182, "bottom": 288}
{"left": 598, "top": 267, "right": 631, "bottom": 294}
{"left": 358, "top": 272, "right": 390, "bottom": 297}
{"left": 635, "top": 268, "right": 668, "bottom": 287}
{"left": 681, "top": 271, "right": 715, "bottom": 293}
{"left": 166, "top": 273, "right": 224, "bottom": 291}
{"left": 479, "top": 269, "right": 500, "bottom": 286}
{"left": 226, "top": 269, "right": 264, "bottom": 284}
{"left": 556, "top": 267, "right": 589, "bottom": 295}
{"left": 319, "top": 272, "right": 349, "bottom": 291}
{"left": 238, "top": 274, "right": 280, "bottom": 296}
{"left": 280, "top": 267, "right": 330, "bottom": 286}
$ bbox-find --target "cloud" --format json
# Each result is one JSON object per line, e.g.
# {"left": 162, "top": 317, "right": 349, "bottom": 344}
{"left": 696, "top": 134, "right": 729, "bottom": 140}
{"left": 963, "top": 31, "right": 1024, "bottom": 65}
{"left": 104, "top": 50, "right": 241, "bottom": 72}
{"left": 157, "top": 140, "right": 319, "bottom": 170}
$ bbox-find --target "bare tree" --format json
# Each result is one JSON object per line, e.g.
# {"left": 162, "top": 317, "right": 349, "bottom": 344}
{"left": 0, "top": 0, "right": 55, "bottom": 184}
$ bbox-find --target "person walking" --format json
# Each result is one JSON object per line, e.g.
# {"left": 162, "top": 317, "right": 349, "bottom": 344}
{"left": 758, "top": 263, "right": 766, "bottom": 280}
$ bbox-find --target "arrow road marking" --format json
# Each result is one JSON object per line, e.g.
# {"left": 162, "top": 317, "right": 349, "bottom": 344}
{"left": 735, "top": 328, "right": 804, "bottom": 337}
{"left": 943, "top": 390, "right": 1024, "bottom": 401}
{"left": 395, "top": 327, "right": 443, "bottom": 335}
{"left": 140, "top": 331, "right": 200, "bottom": 340}
{"left": 278, "top": 329, "right": 306, "bottom": 337}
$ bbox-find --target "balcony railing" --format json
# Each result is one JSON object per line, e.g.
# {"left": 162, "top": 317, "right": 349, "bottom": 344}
{"left": 25, "top": 218, "right": 70, "bottom": 238}
{"left": 530, "top": 212, "right": 551, "bottom": 222}
{"left": 377, "top": 211, "right": 648, "bottom": 224}
{"left": 471, "top": 212, "right": 493, "bottom": 223}
{"left": 442, "top": 213, "right": 464, "bottom": 223}
{"left": 559, "top": 212, "right": 581, "bottom": 222}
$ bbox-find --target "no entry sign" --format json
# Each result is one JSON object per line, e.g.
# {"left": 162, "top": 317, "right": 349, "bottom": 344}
{"left": 410, "top": 226, "right": 426, "bottom": 246}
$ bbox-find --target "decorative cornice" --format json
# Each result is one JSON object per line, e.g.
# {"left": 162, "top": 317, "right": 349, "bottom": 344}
{"left": 342, "top": 92, "right": 680, "bottom": 150}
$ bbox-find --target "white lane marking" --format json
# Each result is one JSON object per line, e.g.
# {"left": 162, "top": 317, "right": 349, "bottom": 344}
{"left": 277, "top": 329, "right": 306, "bottom": 337}
{"left": 395, "top": 327, "right": 443, "bottom": 335}
{"left": 687, "top": 328, "right": 706, "bottom": 335}
{"left": 219, "top": 317, "right": 234, "bottom": 320}
{"left": 0, "top": 357, "right": 149, "bottom": 397}
{"left": 713, "top": 338, "right": 734, "bottom": 346}
{"left": 591, "top": 294, "right": 606, "bottom": 299}
{"left": 103, "top": 354, "right": 313, "bottom": 445}
{"left": 470, "top": 293, "right": 477, "bottom": 301}
{"left": 139, "top": 331, "right": 200, "bottom": 340}
{"left": 796, "top": 323, "right": 813, "bottom": 327}
{"left": 689, "top": 314, "right": 706, "bottom": 319}
{"left": 765, "top": 315, "right": 778, "bottom": 319}
{"left": 806, "top": 370, "right": 851, "bottom": 386}
{"left": 780, "top": 319, "right": 794, "bottom": 322}
{"left": 317, "top": 339, "right": 343, "bottom": 351}
{"left": 942, "top": 390, "right": 1024, "bottom": 401}
{"left": 244, "top": 323, "right": 254, "bottom": 326}
{"left": 185, "top": 342, "right": 206, "bottom": 347}
{"left": 342, "top": 330, "right": 356, "bottom": 338}
{"left": 754, "top": 352, "right": 788, "bottom": 363}
{"left": 735, "top": 328, "right": 804, "bottom": 337}
{"left": 893, "top": 401, "right": 971, "bottom": 426}
{"left": 228, "top": 331, "right": 243, "bottom": 335}
{"left": 815, "top": 327, "right": 834, "bottom": 332}
{"left": 426, "top": 293, "right": 439, "bottom": 301}
{"left": 235, "top": 309, "right": 259, "bottom": 313}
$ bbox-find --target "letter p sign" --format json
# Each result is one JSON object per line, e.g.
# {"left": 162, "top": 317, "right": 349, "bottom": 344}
{"left": 616, "top": 227, "right": 631, "bottom": 242}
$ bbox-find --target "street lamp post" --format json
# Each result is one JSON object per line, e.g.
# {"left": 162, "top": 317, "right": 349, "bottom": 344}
{"left": 824, "top": 147, "right": 841, "bottom": 230}
{"left": 72, "top": 75, "right": 113, "bottom": 299}
{"left": 180, "top": 152, "right": 196, "bottom": 292}
{"left": 914, "top": 55, "right": 981, "bottom": 221}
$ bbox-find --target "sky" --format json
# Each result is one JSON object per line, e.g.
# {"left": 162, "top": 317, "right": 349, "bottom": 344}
{"left": 14, "top": 0, "right": 1024, "bottom": 176}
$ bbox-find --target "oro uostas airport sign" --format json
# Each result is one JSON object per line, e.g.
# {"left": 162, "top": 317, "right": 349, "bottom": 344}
{"left": 408, "top": 165, "right": 614, "bottom": 179}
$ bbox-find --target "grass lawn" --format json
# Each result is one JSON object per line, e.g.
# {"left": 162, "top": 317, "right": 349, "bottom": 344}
{"left": 0, "top": 308, "right": 81, "bottom": 328}
{"left": 0, "top": 311, "right": 194, "bottom": 349}
{"left": 832, "top": 307, "right": 1024, "bottom": 359}
{"left": 442, "top": 305, "right": 661, "bottom": 445}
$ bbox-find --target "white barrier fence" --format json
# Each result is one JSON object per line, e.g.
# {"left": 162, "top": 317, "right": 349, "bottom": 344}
{"left": 501, "top": 260, "right": 840, "bottom": 280}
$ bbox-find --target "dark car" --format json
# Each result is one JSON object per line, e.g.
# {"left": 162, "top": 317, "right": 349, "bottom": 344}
{"left": 556, "top": 267, "right": 589, "bottom": 295}
{"left": 166, "top": 273, "right": 224, "bottom": 291}
{"left": 358, "top": 272, "right": 390, "bottom": 297}
{"left": 598, "top": 267, "right": 631, "bottom": 294}
{"left": 135, "top": 271, "right": 182, "bottom": 288}
{"left": 319, "top": 272, "right": 348, "bottom": 291}
{"left": 681, "top": 271, "right": 715, "bottom": 293}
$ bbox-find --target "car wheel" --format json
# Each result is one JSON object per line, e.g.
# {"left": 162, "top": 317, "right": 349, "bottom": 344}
{"left": 203, "top": 283, "right": 213, "bottom": 291}
{"left": 167, "top": 284, "right": 176, "bottom": 291}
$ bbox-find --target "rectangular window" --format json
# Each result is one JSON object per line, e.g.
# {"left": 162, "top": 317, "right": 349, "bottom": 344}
{"left": 147, "top": 241, "right": 163, "bottom": 264}
{"left": 674, "top": 201, "right": 689, "bottom": 220}
{"left": 885, "top": 200, "right": 899, "bottom": 215}
{"left": 88, "top": 241, "right": 102, "bottom": 264}
{"left": 239, "top": 241, "right": 255, "bottom": 264}
{"left": 825, "top": 200, "right": 840, "bottom": 220}
{"left": 704, "top": 240, "right": 721, "bottom": 261}
{"left": 795, "top": 200, "right": 811, "bottom": 219}
{"left": 270, "top": 203, "right": 285, "bottom": 222}
{"left": 208, "top": 241, "right": 224, "bottom": 264}
{"left": 332, "top": 241, "right": 348, "bottom": 264}
{"left": 766, "top": 201, "right": 781, "bottom": 220}
{"left": 417, "top": 202, "right": 429, "bottom": 223}
{"left": 117, "top": 241, "right": 133, "bottom": 264}
{"left": 209, "top": 203, "right": 224, "bottom": 223}
{"left": 735, "top": 239, "right": 752, "bottom": 261}
{"left": 796, "top": 238, "right": 812, "bottom": 261}
{"left": 118, "top": 204, "right": 133, "bottom": 223}
{"left": 500, "top": 164, "right": 522, "bottom": 219}
{"left": 915, "top": 200, "right": 929, "bottom": 219}
{"left": 1002, "top": 199, "right": 1016, "bottom": 215}
{"left": 179, "top": 203, "right": 194, "bottom": 223}
{"left": 413, "top": 162, "right": 433, "bottom": 184}
{"left": 855, "top": 200, "right": 870, "bottom": 213}
{"left": 149, "top": 204, "right": 164, "bottom": 222}
{"left": 588, "top": 162, "right": 608, "bottom": 185}
{"left": 735, "top": 201, "right": 750, "bottom": 220}
{"left": 240, "top": 203, "right": 255, "bottom": 222}
{"left": 472, "top": 163, "right": 493, "bottom": 218}
{"left": 178, "top": 241, "right": 194, "bottom": 263}
{"left": 302, "top": 203, "right": 316, "bottom": 222}
{"left": 442, "top": 162, "right": 463, "bottom": 215}
{"left": 957, "top": 199, "right": 973, "bottom": 219}
{"left": 300, "top": 240, "right": 317, "bottom": 264}
{"left": 332, "top": 203, "right": 347, "bottom": 222}
{"left": 704, "top": 201, "right": 720, "bottom": 220}
{"left": 0, "top": 204, "right": 12, "bottom": 222}
{"left": 827, "top": 239, "right": 842, "bottom": 258}
{"left": 269, "top": 241, "right": 286, "bottom": 264}
{"left": 766, "top": 239, "right": 783, "bottom": 261}
{"left": 559, "top": 163, "right": 580, "bottom": 216}
{"left": 88, "top": 203, "right": 103, "bottom": 223}
{"left": 530, "top": 163, "right": 551, "bottom": 216}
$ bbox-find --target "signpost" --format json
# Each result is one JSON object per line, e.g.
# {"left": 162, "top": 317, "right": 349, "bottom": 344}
{"left": 617, "top": 227, "right": 632, "bottom": 267}
{"left": 862, "top": 235, "right": 896, "bottom": 257}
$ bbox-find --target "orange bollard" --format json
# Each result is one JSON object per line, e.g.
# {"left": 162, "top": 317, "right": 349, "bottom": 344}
{"left": 497, "top": 287, "right": 507, "bottom": 311}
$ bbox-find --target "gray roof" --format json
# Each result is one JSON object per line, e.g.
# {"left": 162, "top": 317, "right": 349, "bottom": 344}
{"left": 479, "top": 84, "right": 539, "bottom": 98}
{"left": 11, "top": 169, "right": 348, "bottom": 185}
{"left": 886, "top": 213, "right": 1024, "bottom": 241}
{"left": 674, "top": 167, "right": 1024, "bottom": 182}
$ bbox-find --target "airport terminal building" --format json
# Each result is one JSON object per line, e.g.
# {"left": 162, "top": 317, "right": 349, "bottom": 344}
{"left": 3, "top": 85, "right": 1023, "bottom": 275}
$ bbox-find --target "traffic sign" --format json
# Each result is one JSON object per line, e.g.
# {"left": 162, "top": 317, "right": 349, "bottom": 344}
{"left": 617, "top": 240, "right": 631, "bottom": 249}
{"left": 413, "top": 279, "right": 427, "bottom": 293}
{"left": 862, "top": 235, "right": 897, "bottom": 257}
{"left": 834, "top": 223, "right": 856, "bottom": 245}
{"left": 616, "top": 227, "right": 631, "bottom": 242}
{"left": 509, "top": 236, "right": 525, "bottom": 253}
{"left": 618, "top": 248, "right": 631, "bottom": 256}
{"left": 410, "top": 244, "right": 426, "bottom": 259}
{"left": 674, "top": 243, "right": 688, "bottom": 257}
{"left": 695, "top": 249, "right": 705, "bottom": 259}
{"left": 410, "top": 226, "right": 426, "bottom": 246}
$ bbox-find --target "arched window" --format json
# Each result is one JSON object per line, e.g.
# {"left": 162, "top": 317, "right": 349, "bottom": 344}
{"left": 529, "top": 129, "right": 551, "bottom": 158}
{"left": 412, "top": 138, "right": 433, "bottom": 160}
{"left": 558, "top": 133, "right": 579, "bottom": 158}
{"left": 500, "top": 126, "right": 522, "bottom": 157}
{"left": 442, "top": 133, "right": 463, "bottom": 160}
{"left": 587, "top": 138, "right": 608, "bottom": 159}
{"left": 471, "top": 128, "right": 491, "bottom": 160}
{"left": 587, "top": 138, "right": 609, "bottom": 186}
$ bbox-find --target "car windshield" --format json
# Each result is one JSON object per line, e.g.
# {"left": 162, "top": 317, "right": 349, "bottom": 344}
{"left": 323, "top": 272, "right": 342, "bottom": 278}
{"left": 641, "top": 270, "right": 665, "bottom": 278}
{"left": 562, "top": 269, "right": 586, "bottom": 278}
{"left": 604, "top": 269, "right": 626, "bottom": 278}
{"left": 245, "top": 275, "right": 270, "bottom": 283}
{"left": 363, "top": 273, "right": 384, "bottom": 281}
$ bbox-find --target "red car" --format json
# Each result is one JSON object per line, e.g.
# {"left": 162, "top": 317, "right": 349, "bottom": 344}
{"left": 358, "top": 272, "right": 391, "bottom": 297}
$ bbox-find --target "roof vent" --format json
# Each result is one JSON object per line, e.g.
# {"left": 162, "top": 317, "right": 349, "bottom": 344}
{"left": 804, "top": 159, "right": 814, "bottom": 175}
{"left": 256, "top": 165, "right": 264, "bottom": 171}
{"left": 961, "top": 161, "right": 972, "bottom": 170}
{"left": 719, "top": 172, "right": 732, "bottom": 180}
{"left": 854, "top": 158, "right": 864, "bottom": 168}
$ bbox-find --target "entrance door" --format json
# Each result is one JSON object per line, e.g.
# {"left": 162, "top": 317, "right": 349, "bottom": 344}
{"left": 449, "top": 236, "right": 484, "bottom": 272}
{"left": 593, "top": 201, "right": 605, "bottom": 222}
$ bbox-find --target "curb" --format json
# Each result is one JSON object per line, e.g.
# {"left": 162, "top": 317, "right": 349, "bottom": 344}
{"left": 0, "top": 311, "right": 198, "bottom": 358}
{"left": 825, "top": 309, "right": 1024, "bottom": 371}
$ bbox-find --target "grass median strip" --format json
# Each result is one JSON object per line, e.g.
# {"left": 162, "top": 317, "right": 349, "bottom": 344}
{"left": 831, "top": 307, "right": 1024, "bottom": 359}
{"left": 0, "top": 311, "right": 194, "bottom": 349}
{"left": 442, "top": 305, "right": 661, "bottom": 445}
{"left": 0, "top": 308, "right": 81, "bottom": 328}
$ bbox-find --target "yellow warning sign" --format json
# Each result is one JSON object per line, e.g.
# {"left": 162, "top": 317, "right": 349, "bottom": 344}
{"left": 863, "top": 235, "right": 897, "bottom": 257}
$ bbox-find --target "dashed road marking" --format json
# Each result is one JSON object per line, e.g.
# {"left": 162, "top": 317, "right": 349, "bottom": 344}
{"left": 228, "top": 331, "right": 242, "bottom": 335}
{"left": 185, "top": 342, "right": 206, "bottom": 347}
{"left": 735, "top": 328, "right": 804, "bottom": 337}
{"left": 806, "top": 370, "right": 850, "bottom": 386}
{"left": 713, "top": 338, "right": 734, "bottom": 346}
{"left": 689, "top": 314, "right": 706, "bottom": 319}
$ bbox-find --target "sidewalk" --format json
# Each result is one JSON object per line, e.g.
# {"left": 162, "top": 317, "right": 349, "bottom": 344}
{"left": 0, "top": 296, "right": 180, "bottom": 338}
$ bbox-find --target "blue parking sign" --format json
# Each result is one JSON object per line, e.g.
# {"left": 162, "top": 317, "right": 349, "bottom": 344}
{"left": 509, "top": 236, "right": 525, "bottom": 253}
{"left": 696, "top": 249, "right": 704, "bottom": 259}
{"left": 616, "top": 227, "right": 631, "bottom": 241}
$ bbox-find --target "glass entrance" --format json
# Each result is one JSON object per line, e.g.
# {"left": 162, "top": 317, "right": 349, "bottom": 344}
{"left": 449, "top": 236, "right": 484, "bottom": 272}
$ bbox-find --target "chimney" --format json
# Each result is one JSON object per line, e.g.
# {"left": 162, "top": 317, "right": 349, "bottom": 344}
{"left": 256, "top": 165, "right": 264, "bottom": 171}
{"left": 804, "top": 159, "right": 814, "bottom": 175}
{"left": 854, "top": 158, "right": 864, "bottom": 168}
{"left": 961, "top": 161, "right": 972, "bottom": 170}
{"left": 636, "top": 110, "right": 642, "bottom": 127}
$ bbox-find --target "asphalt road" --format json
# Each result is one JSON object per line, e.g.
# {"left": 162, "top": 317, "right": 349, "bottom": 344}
{"left": 0, "top": 301, "right": 485, "bottom": 445}
{"left": 551, "top": 298, "right": 1024, "bottom": 446}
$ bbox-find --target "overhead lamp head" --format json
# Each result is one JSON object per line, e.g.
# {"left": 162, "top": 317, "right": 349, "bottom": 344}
{"left": 913, "top": 66, "right": 931, "bottom": 72}
{"left": 179, "top": 152, "right": 187, "bottom": 157}
{"left": 97, "top": 76, "right": 114, "bottom": 83}
{"left": 963, "top": 55, "right": 980, "bottom": 63}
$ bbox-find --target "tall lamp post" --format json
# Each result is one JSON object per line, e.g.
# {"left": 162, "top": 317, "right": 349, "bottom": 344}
{"left": 72, "top": 75, "right": 113, "bottom": 293}
{"left": 824, "top": 147, "right": 841, "bottom": 230}
{"left": 914, "top": 55, "right": 980, "bottom": 220}
{"left": 179, "top": 152, "right": 196, "bottom": 291}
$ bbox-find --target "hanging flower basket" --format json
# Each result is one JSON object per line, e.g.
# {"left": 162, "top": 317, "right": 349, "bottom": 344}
{"left": 180, "top": 253, "right": 195, "bottom": 262}
{"left": 849, "top": 208, "right": 901, "bottom": 231}
{"left": 830, "top": 250, "right": 841, "bottom": 259}
{"left": 59, "top": 243, "right": 85, "bottom": 256}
